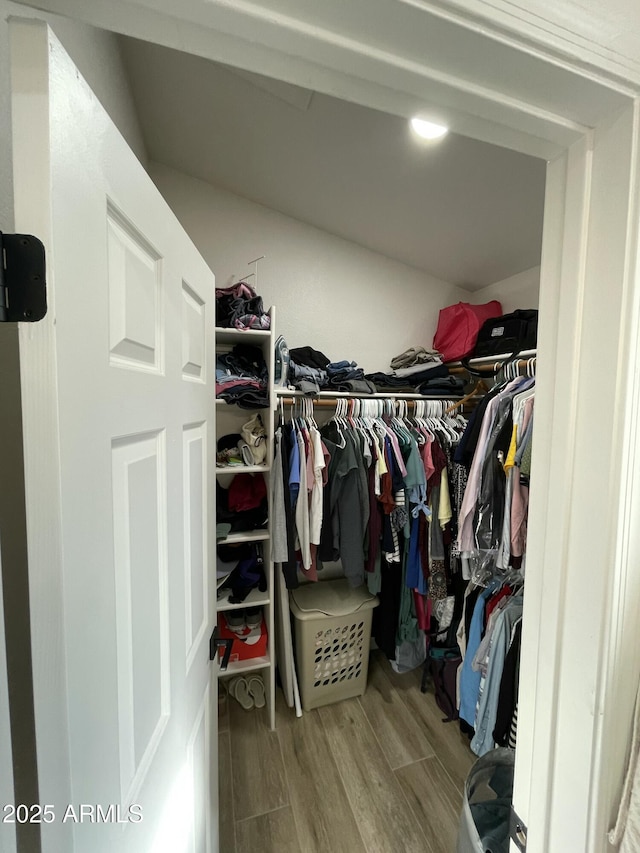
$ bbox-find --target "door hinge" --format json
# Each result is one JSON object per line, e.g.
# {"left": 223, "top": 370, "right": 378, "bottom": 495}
{"left": 209, "top": 626, "right": 234, "bottom": 671}
{"left": 510, "top": 807, "right": 527, "bottom": 852}
{"left": 0, "top": 232, "right": 47, "bottom": 322}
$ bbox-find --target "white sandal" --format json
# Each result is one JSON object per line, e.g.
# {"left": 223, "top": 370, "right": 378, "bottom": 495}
{"left": 228, "top": 676, "right": 254, "bottom": 710}
{"left": 247, "top": 675, "right": 266, "bottom": 709}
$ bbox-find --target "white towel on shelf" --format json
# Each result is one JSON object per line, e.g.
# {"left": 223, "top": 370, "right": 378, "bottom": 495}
{"left": 610, "top": 679, "right": 640, "bottom": 851}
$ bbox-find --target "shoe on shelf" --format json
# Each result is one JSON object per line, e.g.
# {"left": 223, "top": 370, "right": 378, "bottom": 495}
{"left": 247, "top": 675, "right": 266, "bottom": 709}
{"left": 225, "top": 611, "right": 246, "bottom": 633}
{"left": 245, "top": 607, "right": 262, "bottom": 630}
{"left": 241, "top": 414, "right": 267, "bottom": 465}
{"left": 228, "top": 676, "right": 253, "bottom": 710}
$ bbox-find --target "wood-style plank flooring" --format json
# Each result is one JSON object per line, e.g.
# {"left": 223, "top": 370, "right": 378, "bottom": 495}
{"left": 219, "top": 650, "right": 475, "bottom": 853}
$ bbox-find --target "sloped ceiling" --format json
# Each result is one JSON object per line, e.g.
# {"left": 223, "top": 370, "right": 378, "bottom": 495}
{"left": 121, "top": 36, "right": 546, "bottom": 289}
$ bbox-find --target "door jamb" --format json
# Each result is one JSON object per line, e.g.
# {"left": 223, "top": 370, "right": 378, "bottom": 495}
{"left": 6, "top": 4, "right": 640, "bottom": 853}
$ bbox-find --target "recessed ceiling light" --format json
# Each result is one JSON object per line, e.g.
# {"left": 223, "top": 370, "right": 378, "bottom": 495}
{"left": 410, "top": 117, "right": 449, "bottom": 141}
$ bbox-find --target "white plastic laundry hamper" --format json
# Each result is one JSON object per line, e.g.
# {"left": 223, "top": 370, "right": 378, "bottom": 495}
{"left": 289, "top": 579, "right": 378, "bottom": 711}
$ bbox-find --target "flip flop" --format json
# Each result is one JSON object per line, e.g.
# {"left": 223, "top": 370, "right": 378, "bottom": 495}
{"left": 247, "top": 675, "right": 266, "bottom": 709}
{"left": 228, "top": 676, "right": 253, "bottom": 710}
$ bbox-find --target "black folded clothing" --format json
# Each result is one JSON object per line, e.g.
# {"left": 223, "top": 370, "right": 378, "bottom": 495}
{"left": 219, "top": 343, "right": 269, "bottom": 383}
{"left": 219, "top": 388, "right": 269, "bottom": 409}
{"left": 395, "top": 363, "right": 449, "bottom": 384}
{"left": 365, "top": 372, "right": 414, "bottom": 389}
{"left": 217, "top": 342, "right": 269, "bottom": 408}
{"left": 217, "top": 543, "right": 267, "bottom": 603}
{"left": 332, "top": 379, "right": 377, "bottom": 394}
{"left": 328, "top": 370, "right": 366, "bottom": 385}
{"left": 289, "top": 346, "right": 331, "bottom": 370}
{"left": 215, "top": 282, "right": 270, "bottom": 330}
{"left": 216, "top": 481, "right": 268, "bottom": 533}
{"left": 217, "top": 433, "right": 243, "bottom": 451}
{"left": 416, "top": 376, "right": 466, "bottom": 396}
{"left": 217, "top": 542, "right": 253, "bottom": 563}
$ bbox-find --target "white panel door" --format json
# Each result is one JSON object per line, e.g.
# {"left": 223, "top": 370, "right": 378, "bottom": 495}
{"left": 10, "top": 20, "right": 218, "bottom": 853}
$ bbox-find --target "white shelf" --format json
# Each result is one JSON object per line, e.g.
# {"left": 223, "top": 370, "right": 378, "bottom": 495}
{"left": 447, "top": 348, "right": 537, "bottom": 368}
{"left": 217, "top": 587, "right": 270, "bottom": 612}
{"left": 215, "top": 326, "right": 271, "bottom": 345}
{"left": 215, "top": 396, "right": 269, "bottom": 407}
{"left": 218, "top": 654, "right": 271, "bottom": 677}
{"left": 218, "top": 529, "right": 269, "bottom": 545}
{"left": 214, "top": 304, "right": 276, "bottom": 730}
{"left": 215, "top": 465, "right": 270, "bottom": 475}
{"left": 274, "top": 387, "right": 460, "bottom": 400}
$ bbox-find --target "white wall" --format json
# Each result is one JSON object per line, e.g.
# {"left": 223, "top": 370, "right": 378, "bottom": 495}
{"left": 0, "top": 0, "right": 146, "bottom": 231}
{"left": 150, "top": 162, "right": 468, "bottom": 373}
{"left": 470, "top": 265, "right": 540, "bottom": 313}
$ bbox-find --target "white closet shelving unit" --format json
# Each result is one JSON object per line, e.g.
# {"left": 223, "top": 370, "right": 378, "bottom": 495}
{"left": 215, "top": 307, "right": 276, "bottom": 730}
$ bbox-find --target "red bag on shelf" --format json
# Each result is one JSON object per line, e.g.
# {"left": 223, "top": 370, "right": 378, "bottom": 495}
{"left": 433, "top": 300, "right": 503, "bottom": 362}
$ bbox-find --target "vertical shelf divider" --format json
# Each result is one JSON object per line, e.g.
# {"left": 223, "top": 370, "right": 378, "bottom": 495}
{"left": 214, "top": 305, "right": 276, "bottom": 730}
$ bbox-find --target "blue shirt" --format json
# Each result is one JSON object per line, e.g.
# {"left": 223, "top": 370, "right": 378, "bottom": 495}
{"left": 471, "top": 599, "right": 523, "bottom": 756}
{"left": 288, "top": 426, "right": 300, "bottom": 509}
{"left": 459, "top": 582, "right": 499, "bottom": 728}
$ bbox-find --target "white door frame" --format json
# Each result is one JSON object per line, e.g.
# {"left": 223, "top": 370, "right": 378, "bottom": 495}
{"left": 6, "top": 1, "right": 640, "bottom": 851}
{"left": 0, "top": 556, "right": 17, "bottom": 853}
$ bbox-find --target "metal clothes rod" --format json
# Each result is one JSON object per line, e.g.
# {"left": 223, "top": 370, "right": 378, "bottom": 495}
{"left": 449, "top": 361, "right": 535, "bottom": 376}
{"left": 448, "top": 350, "right": 537, "bottom": 375}
{"left": 277, "top": 396, "right": 484, "bottom": 409}
{"left": 274, "top": 389, "right": 439, "bottom": 400}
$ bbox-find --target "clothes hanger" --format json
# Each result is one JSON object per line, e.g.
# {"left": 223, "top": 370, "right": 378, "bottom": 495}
{"left": 407, "top": 400, "right": 426, "bottom": 445}
{"left": 445, "top": 379, "right": 489, "bottom": 414}
{"left": 308, "top": 397, "right": 319, "bottom": 430}
{"left": 391, "top": 399, "right": 412, "bottom": 443}
{"left": 354, "top": 399, "right": 373, "bottom": 445}
{"left": 502, "top": 567, "right": 525, "bottom": 596}
{"left": 415, "top": 400, "right": 434, "bottom": 440}
{"left": 428, "top": 399, "right": 455, "bottom": 445}
{"left": 328, "top": 398, "right": 347, "bottom": 447}
{"left": 290, "top": 398, "right": 300, "bottom": 434}
{"left": 303, "top": 397, "right": 313, "bottom": 429}
{"left": 439, "top": 401, "right": 460, "bottom": 442}
{"left": 364, "top": 400, "right": 384, "bottom": 458}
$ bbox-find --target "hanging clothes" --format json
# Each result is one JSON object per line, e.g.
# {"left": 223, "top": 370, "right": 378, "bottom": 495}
{"left": 272, "top": 397, "right": 469, "bottom": 673}
{"left": 451, "top": 361, "right": 535, "bottom": 751}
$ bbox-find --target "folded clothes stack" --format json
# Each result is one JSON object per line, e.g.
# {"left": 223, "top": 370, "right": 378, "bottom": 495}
{"left": 287, "top": 345, "right": 330, "bottom": 396}
{"left": 215, "top": 281, "right": 271, "bottom": 330}
{"left": 217, "top": 541, "right": 267, "bottom": 604}
{"left": 217, "top": 433, "right": 252, "bottom": 468}
{"left": 216, "top": 474, "right": 268, "bottom": 536}
{"left": 216, "top": 343, "right": 269, "bottom": 408}
{"left": 216, "top": 415, "right": 267, "bottom": 470}
{"left": 365, "top": 345, "right": 466, "bottom": 396}
{"left": 389, "top": 346, "right": 442, "bottom": 370}
{"left": 287, "top": 346, "right": 376, "bottom": 395}
{"left": 326, "top": 360, "right": 376, "bottom": 394}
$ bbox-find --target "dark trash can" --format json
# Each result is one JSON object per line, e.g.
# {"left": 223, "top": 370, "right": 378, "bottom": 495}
{"left": 457, "top": 748, "right": 514, "bottom": 853}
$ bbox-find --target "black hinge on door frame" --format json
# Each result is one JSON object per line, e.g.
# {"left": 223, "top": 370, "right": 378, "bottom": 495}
{"left": 209, "top": 626, "right": 234, "bottom": 672}
{"left": 510, "top": 806, "right": 527, "bottom": 852}
{"left": 0, "top": 232, "right": 47, "bottom": 322}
